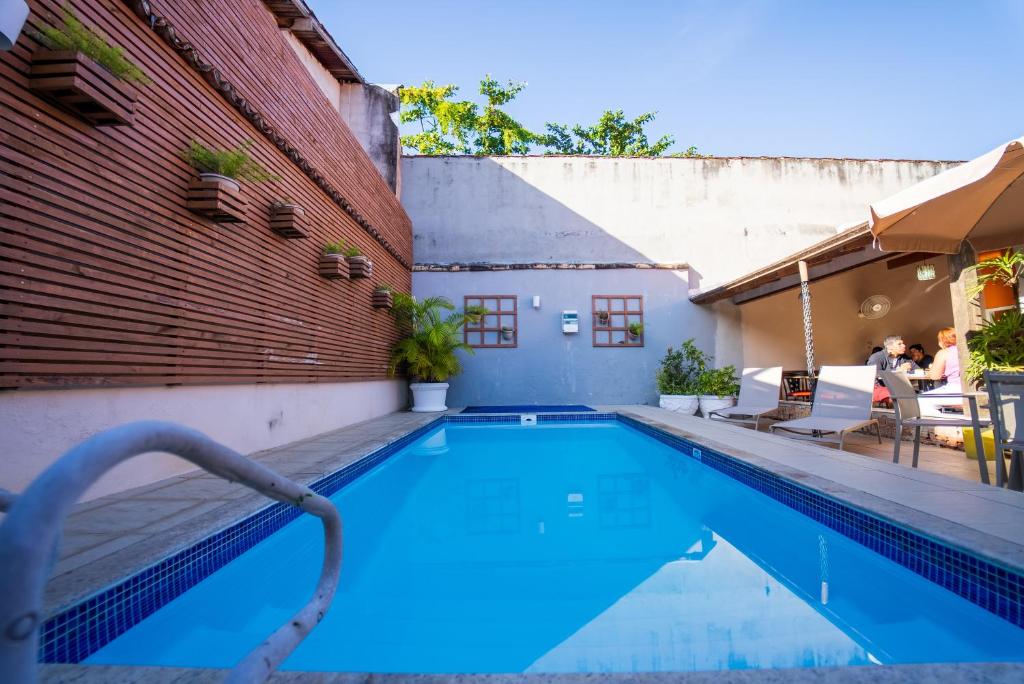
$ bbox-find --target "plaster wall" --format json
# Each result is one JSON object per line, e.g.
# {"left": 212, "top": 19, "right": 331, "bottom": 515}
{"left": 403, "top": 156, "right": 959, "bottom": 287}
{"left": 740, "top": 259, "right": 955, "bottom": 369}
{"left": 282, "top": 30, "right": 341, "bottom": 111}
{"left": 0, "top": 379, "right": 405, "bottom": 501}
{"left": 338, "top": 84, "right": 402, "bottom": 194}
{"left": 413, "top": 270, "right": 741, "bottom": 407}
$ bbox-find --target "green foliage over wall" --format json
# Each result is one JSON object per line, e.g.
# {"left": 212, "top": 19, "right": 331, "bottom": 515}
{"left": 400, "top": 76, "right": 703, "bottom": 157}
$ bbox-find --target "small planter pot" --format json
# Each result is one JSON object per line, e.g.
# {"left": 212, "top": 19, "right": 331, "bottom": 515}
{"left": 186, "top": 173, "right": 247, "bottom": 223}
{"left": 372, "top": 289, "right": 393, "bottom": 309}
{"left": 596, "top": 314, "right": 610, "bottom": 327}
{"left": 347, "top": 255, "right": 373, "bottom": 279}
{"left": 410, "top": 382, "right": 449, "bottom": 412}
{"left": 500, "top": 328, "right": 514, "bottom": 341}
{"left": 269, "top": 203, "right": 309, "bottom": 239}
{"left": 29, "top": 49, "right": 137, "bottom": 126}
{"left": 659, "top": 394, "right": 699, "bottom": 415}
{"left": 318, "top": 253, "right": 350, "bottom": 280}
{"left": 699, "top": 395, "right": 735, "bottom": 418}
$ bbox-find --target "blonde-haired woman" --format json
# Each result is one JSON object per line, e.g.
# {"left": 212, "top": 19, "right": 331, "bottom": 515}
{"left": 919, "top": 327, "right": 961, "bottom": 416}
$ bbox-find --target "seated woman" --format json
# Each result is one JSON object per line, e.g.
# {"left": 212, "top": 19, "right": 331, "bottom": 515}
{"left": 918, "top": 327, "right": 961, "bottom": 416}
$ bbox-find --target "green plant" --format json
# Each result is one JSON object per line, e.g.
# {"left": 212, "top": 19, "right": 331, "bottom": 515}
{"left": 628, "top": 322, "right": 644, "bottom": 337}
{"left": 374, "top": 283, "right": 393, "bottom": 293}
{"left": 322, "top": 240, "right": 345, "bottom": 255}
{"left": 387, "top": 294, "right": 485, "bottom": 382}
{"left": 181, "top": 140, "right": 280, "bottom": 182}
{"left": 39, "top": 6, "right": 151, "bottom": 85}
{"left": 543, "top": 110, "right": 677, "bottom": 157}
{"left": 595, "top": 310, "right": 609, "bottom": 322}
{"left": 966, "top": 309, "right": 1024, "bottom": 383}
{"left": 967, "top": 248, "right": 1023, "bottom": 299}
{"left": 343, "top": 245, "right": 362, "bottom": 258}
{"left": 656, "top": 339, "right": 737, "bottom": 396}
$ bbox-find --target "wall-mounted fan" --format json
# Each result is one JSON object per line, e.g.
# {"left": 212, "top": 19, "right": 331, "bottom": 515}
{"left": 858, "top": 295, "right": 892, "bottom": 319}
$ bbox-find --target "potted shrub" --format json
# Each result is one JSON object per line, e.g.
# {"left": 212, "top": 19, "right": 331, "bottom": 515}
{"left": 344, "top": 244, "right": 372, "bottom": 278}
{"left": 656, "top": 342, "right": 700, "bottom": 414}
{"left": 318, "top": 241, "right": 350, "bottom": 279}
{"left": 595, "top": 310, "right": 610, "bottom": 326}
{"left": 31, "top": 7, "right": 150, "bottom": 125}
{"left": 372, "top": 284, "right": 394, "bottom": 309}
{"left": 388, "top": 294, "right": 484, "bottom": 412}
{"left": 966, "top": 309, "right": 1024, "bottom": 383}
{"left": 182, "top": 140, "right": 278, "bottom": 223}
{"left": 696, "top": 363, "right": 740, "bottom": 418}
{"left": 269, "top": 198, "right": 309, "bottom": 239}
{"left": 627, "top": 322, "right": 644, "bottom": 341}
{"left": 500, "top": 325, "right": 514, "bottom": 341}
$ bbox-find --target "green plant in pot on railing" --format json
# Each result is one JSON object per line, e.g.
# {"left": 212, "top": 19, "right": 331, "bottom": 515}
{"left": 627, "top": 322, "right": 644, "bottom": 341}
{"left": 387, "top": 293, "right": 485, "bottom": 412}
{"left": 181, "top": 139, "right": 279, "bottom": 191}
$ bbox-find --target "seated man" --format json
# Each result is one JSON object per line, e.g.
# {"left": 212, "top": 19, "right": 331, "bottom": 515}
{"left": 865, "top": 335, "right": 919, "bottom": 402}
{"left": 908, "top": 343, "right": 933, "bottom": 370}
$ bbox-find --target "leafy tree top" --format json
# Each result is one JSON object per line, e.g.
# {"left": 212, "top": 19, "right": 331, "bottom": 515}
{"left": 399, "top": 76, "right": 703, "bottom": 158}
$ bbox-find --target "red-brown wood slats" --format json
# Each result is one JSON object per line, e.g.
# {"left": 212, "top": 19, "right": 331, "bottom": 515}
{"left": 0, "top": 0, "right": 409, "bottom": 390}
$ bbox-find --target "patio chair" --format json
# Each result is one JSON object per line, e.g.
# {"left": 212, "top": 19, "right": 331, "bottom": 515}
{"left": 769, "top": 366, "right": 880, "bottom": 450}
{"left": 708, "top": 366, "right": 783, "bottom": 430}
{"left": 984, "top": 370, "right": 1024, "bottom": 491}
{"left": 880, "top": 370, "right": 993, "bottom": 485}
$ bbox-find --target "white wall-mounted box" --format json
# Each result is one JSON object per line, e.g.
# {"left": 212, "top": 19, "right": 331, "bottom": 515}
{"left": 561, "top": 310, "right": 579, "bottom": 334}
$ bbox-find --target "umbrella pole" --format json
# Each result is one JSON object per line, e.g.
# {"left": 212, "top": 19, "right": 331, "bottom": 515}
{"left": 799, "top": 260, "right": 816, "bottom": 378}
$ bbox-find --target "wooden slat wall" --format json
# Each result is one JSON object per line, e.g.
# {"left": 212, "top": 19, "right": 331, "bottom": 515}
{"left": 0, "top": 0, "right": 412, "bottom": 389}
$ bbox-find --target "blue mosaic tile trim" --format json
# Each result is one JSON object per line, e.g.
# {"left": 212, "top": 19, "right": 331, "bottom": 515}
{"left": 39, "top": 416, "right": 446, "bottom": 664}
{"left": 445, "top": 413, "right": 617, "bottom": 425}
{"left": 616, "top": 413, "right": 1024, "bottom": 628}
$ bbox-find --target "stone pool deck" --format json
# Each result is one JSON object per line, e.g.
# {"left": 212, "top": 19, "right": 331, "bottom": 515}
{"left": 29, "top": 406, "right": 1024, "bottom": 682}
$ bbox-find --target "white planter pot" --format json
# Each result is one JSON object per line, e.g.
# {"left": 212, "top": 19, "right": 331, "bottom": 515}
{"left": 199, "top": 172, "right": 240, "bottom": 192}
{"left": 659, "top": 394, "right": 699, "bottom": 415}
{"left": 410, "top": 382, "right": 449, "bottom": 412}
{"left": 699, "top": 395, "right": 735, "bottom": 417}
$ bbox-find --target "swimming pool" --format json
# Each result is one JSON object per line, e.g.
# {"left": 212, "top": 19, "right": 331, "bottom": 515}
{"left": 55, "top": 416, "right": 1024, "bottom": 672}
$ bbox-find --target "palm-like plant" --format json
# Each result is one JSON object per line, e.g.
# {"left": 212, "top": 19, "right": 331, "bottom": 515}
{"left": 387, "top": 293, "right": 484, "bottom": 382}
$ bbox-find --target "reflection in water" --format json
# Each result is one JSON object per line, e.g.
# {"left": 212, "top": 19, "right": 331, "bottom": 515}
{"left": 87, "top": 423, "right": 1024, "bottom": 673}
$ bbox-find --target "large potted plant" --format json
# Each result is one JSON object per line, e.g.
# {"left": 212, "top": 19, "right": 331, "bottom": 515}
{"left": 388, "top": 293, "right": 484, "bottom": 412}
{"left": 656, "top": 341, "right": 701, "bottom": 414}
{"left": 696, "top": 364, "right": 740, "bottom": 417}
{"left": 966, "top": 309, "right": 1024, "bottom": 383}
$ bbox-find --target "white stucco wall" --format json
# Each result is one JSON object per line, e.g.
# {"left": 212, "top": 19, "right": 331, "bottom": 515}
{"left": 282, "top": 30, "right": 341, "bottom": 110}
{"left": 0, "top": 379, "right": 405, "bottom": 502}
{"left": 403, "top": 156, "right": 959, "bottom": 288}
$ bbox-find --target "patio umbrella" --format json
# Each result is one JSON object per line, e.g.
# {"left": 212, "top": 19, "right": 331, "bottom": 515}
{"left": 869, "top": 136, "right": 1024, "bottom": 253}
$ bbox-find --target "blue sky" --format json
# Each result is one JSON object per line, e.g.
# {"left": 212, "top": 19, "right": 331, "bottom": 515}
{"left": 309, "top": 0, "right": 1024, "bottom": 160}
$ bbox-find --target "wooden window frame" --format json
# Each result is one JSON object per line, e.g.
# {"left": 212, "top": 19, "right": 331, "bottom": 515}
{"left": 592, "top": 294, "right": 644, "bottom": 347}
{"left": 464, "top": 295, "right": 518, "bottom": 348}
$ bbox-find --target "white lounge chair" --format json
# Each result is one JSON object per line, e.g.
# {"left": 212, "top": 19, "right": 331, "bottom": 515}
{"left": 708, "top": 366, "right": 783, "bottom": 430}
{"left": 880, "top": 370, "right": 993, "bottom": 484}
{"left": 769, "top": 365, "right": 880, "bottom": 450}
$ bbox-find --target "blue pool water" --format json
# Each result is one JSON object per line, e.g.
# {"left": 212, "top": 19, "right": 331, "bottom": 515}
{"left": 87, "top": 422, "right": 1024, "bottom": 673}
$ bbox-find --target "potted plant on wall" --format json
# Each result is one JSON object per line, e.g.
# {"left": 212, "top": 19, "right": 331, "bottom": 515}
{"left": 318, "top": 241, "right": 350, "bottom": 279}
{"left": 344, "top": 244, "right": 373, "bottom": 278}
{"left": 388, "top": 294, "right": 484, "bottom": 412}
{"left": 269, "top": 197, "right": 309, "bottom": 239}
{"left": 500, "top": 325, "right": 514, "bottom": 341}
{"left": 372, "top": 284, "right": 394, "bottom": 309}
{"left": 181, "top": 139, "right": 278, "bottom": 223}
{"left": 31, "top": 6, "right": 150, "bottom": 125}
{"left": 595, "top": 310, "right": 610, "bottom": 326}
{"left": 627, "top": 322, "right": 644, "bottom": 341}
{"left": 656, "top": 342, "right": 700, "bottom": 414}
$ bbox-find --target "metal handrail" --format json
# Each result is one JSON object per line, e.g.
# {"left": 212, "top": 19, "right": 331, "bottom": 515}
{"left": 0, "top": 421, "right": 343, "bottom": 683}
